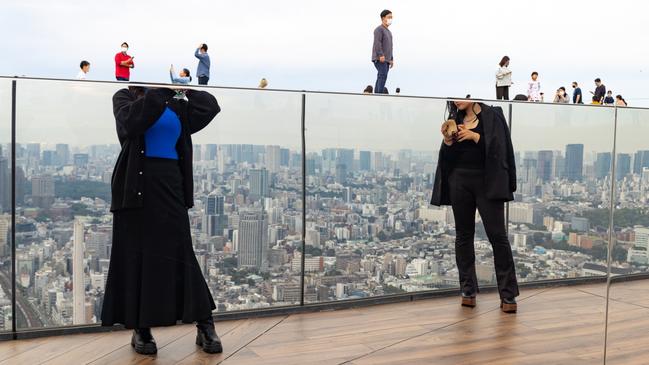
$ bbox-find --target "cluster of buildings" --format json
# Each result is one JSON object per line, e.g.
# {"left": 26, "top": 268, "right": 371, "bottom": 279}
{"left": 0, "top": 138, "right": 647, "bottom": 330}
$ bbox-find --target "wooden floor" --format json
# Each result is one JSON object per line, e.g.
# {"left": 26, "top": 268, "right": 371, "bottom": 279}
{"left": 0, "top": 280, "right": 646, "bottom": 365}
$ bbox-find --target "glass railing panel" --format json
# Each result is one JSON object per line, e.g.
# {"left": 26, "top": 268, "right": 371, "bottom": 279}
{"left": 510, "top": 101, "right": 615, "bottom": 363}
{"left": 0, "top": 78, "right": 13, "bottom": 332}
{"left": 303, "top": 92, "right": 484, "bottom": 303}
{"left": 13, "top": 79, "right": 303, "bottom": 330}
{"left": 605, "top": 106, "right": 649, "bottom": 364}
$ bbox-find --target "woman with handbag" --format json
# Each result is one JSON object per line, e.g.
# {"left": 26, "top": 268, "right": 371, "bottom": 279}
{"left": 431, "top": 100, "right": 519, "bottom": 313}
{"left": 101, "top": 86, "right": 223, "bottom": 354}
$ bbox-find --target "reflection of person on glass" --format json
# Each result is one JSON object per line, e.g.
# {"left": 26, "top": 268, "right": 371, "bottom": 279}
{"left": 101, "top": 86, "right": 223, "bottom": 354}
{"left": 431, "top": 100, "right": 519, "bottom": 313}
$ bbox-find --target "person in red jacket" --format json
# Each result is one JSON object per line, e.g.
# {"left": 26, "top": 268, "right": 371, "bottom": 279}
{"left": 115, "top": 42, "right": 134, "bottom": 81}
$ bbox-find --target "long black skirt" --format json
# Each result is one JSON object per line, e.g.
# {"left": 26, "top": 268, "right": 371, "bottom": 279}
{"left": 101, "top": 157, "right": 215, "bottom": 329}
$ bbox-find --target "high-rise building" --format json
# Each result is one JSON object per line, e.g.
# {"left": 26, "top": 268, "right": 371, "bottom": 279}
{"left": 565, "top": 144, "right": 584, "bottom": 182}
{"left": 537, "top": 151, "right": 553, "bottom": 182}
{"left": 32, "top": 175, "right": 55, "bottom": 208}
{"left": 204, "top": 144, "right": 217, "bottom": 161}
{"left": 616, "top": 153, "right": 632, "bottom": 180}
{"left": 73, "top": 153, "right": 89, "bottom": 168}
{"left": 0, "top": 156, "right": 9, "bottom": 213}
{"left": 280, "top": 148, "right": 290, "bottom": 167}
{"left": 249, "top": 168, "right": 270, "bottom": 199}
{"left": 633, "top": 150, "right": 649, "bottom": 174}
{"left": 238, "top": 211, "right": 269, "bottom": 271}
{"left": 265, "top": 145, "right": 281, "bottom": 173}
{"left": 359, "top": 151, "right": 371, "bottom": 171}
{"left": 56, "top": 144, "right": 70, "bottom": 165}
{"left": 335, "top": 164, "right": 347, "bottom": 185}
{"left": 206, "top": 194, "right": 224, "bottom": 215}
{"left": 337, "top": 149, "right": 354, "bottom": 173}
{"left": 594, "top": 152, "right": 612, "bottom": 179}
{"left": 73, "top": 217, "right": 86, "bottom": 325}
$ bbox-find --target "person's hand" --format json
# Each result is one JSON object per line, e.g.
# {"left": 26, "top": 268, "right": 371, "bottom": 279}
{"left": 198, "top": 43, "right": 203, "bottom": 49}
{"left": 379, "top": 55, "right": 385, "bottom": 63}
{"left": 389, "top": 60, "right": 394, "bottom": 69}
{"left": 441, "top": 119, "right": 458, "bottom": 144}
{"left": 457, "top": 124, "right": 480, "bottom": 143}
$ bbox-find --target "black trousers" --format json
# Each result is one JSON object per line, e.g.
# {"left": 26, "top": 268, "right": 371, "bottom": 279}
{"left": 198, "top": 76, "right": 209, "bottom": 85}
{"left": 449, "top": 168, "right": 519, "bottom": 299}
{"left": 496, "top": 86, "right": 509, "bottom": 100}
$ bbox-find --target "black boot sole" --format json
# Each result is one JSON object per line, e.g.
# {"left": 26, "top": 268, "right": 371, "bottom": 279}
{"left": 131, "top": 337, "right": 157, "bottom": 355}
{"left": 196, "top": 334, "right": 223, "bottom": 354}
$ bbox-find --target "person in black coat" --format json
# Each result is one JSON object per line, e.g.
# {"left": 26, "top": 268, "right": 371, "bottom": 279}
{"left": 101, "top": 86, "right": 223, "bottom": 355}
{"left": 431, "top": 101, "right": 519, "bottom": 313}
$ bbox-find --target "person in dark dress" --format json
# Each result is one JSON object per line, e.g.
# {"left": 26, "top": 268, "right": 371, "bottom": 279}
{"left": 101, "top": 86, "right": 223, "bottom": 355}
{"left": 431, "top": 100, "right": 519, "bottom": 313}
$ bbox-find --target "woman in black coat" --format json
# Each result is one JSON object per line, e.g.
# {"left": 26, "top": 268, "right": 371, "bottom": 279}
{"left": 430, "top": 101, "right": 519, "bottom": 313}
{"left": 101, "top": 86, "right": 223, "bottom": 354}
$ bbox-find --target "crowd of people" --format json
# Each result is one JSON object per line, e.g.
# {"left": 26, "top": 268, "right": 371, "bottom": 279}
{"left": 72, "top": 8, "right": 628, "bottom": 107}
{"left": 495, "top": 56, "right": 628, "bottom": 106}
{"left": 75, "top": 41, "right": 269, "bottom": 89}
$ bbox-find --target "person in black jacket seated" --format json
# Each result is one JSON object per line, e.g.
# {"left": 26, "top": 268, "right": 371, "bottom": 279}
{"left": 101, "top": 86, "right": 223, "bottom": 354}
{"left": 430, "top": 100, "right": 519, "bottom": 313}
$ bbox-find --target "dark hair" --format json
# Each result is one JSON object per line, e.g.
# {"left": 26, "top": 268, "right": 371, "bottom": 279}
{"left": 499, "top": 56, "right": 510, "bottom": 67}
{"left": 383, "top": 88, "right": 389, "bottom": 94}
{"left": 182, "top": 68, "right": 192, "bottom": 82}
{"left": 380, "top": 9, "right": 392, "bottom": 18}
{"left": 121, "top": 42, "right": 129, "bottom": 48}
{"left": 572, "top": 81, "right": 578, "bottom": 86}
{"left": 396, "top": 87, "right": 401, "bottom": 93}
{"left": 531, "top": 71, "right": 538, "bottom": 77}
{"left": 363, "top": 85, "right": 373, "bottom": 93}
{"left": 559, "top": 86, "right": 566, "bottom": 92}
{"left": 513, "top": 94, "right": 528, "bottom": 101}
{"left": 595, "top": 78, "right": 601, "bottom": 83}
{"left": 79, "top": 60, "right": 90, "bottom": 69}
{"left": 616, "top": 95, "right": 627, "bottom": 105}
{"left": 592, "top": 95, "right": 599, "bottom": 102}
{"left": 200, "top": 43, "right": 208, "bottom": 52}
{"left": 465, "top": 94, "right": 471, "bottom": 98}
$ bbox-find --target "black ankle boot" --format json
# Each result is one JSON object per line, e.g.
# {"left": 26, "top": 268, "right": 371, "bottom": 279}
{"left": 131, "top": 328, "right": 157, "bottom": 355}
{"left": 196, "top": 316, "right": 223, "bottom": 354}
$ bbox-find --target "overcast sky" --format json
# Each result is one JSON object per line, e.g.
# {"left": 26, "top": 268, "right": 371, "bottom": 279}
{"left": 1, "top": 0, "right": 648, "bottom": 153}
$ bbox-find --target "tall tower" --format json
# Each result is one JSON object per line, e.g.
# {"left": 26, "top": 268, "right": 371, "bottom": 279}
{"left": 73, "top": 217, "right": 86, "bottom": 325}
{"left": 238, "top": 211, "right": 268, "bottom": 271}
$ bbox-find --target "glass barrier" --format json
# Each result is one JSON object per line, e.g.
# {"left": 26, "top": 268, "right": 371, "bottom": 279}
{"left": 13, "top": 79, "right": 303, "bottom": 330}
{"left": 304, "top": 92, "right": 470, "bottom": 303}
{"left": 605, "top": 106, "right": 649, "bottom": 364}
{"left": 510, "top": 101, "right": 615, "bottom": 361}
{"left": 0, "top": 79, "right": 13, "bottom": 332}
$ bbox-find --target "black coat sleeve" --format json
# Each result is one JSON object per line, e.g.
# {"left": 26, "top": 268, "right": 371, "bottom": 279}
{"left": 501, "top": 113, "right": 517, "bottom": 192}
{"left": 185, "top": 90, "right": 220, "bottom": 134}
{"left": 112, "top": 88, "right": 176, "bottom": 139}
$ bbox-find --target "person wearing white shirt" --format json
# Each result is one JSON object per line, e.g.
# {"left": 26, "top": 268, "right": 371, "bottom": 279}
{"left": 77, "top": 60, "right": 90, "bottom": 80}
{"left": 495, "top": 56, "right": 512, "bottom": 100}
{"left": 527, "top": 71, "right": 541, "bottom": 102}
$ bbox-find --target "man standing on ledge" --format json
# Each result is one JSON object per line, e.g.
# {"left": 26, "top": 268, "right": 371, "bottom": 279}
{"left": 195, "top": 43, "right": 211, "bottom": 85}
{"left": 372, "top": 9, "right": 393, "bottom": 94}
{"left": 115, "top": 42, "right": 134, "bottom": 81}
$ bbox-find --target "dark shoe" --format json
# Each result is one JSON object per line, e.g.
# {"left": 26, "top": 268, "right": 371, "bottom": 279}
{"left": 461, "top": 292, "right": 476, "bottom": 308}
{"left": 501, "top": 297, "right": 517, "bottom": 313}
{"left": 131, "top": 328, "right": 157, "bottom": 355}
{"left": 196, "top": 317, "right": 223, "bottom": 354}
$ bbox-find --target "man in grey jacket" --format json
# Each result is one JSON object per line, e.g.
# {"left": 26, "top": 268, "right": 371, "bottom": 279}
{"left": 372, "top": 9, "right": 393, "bottom": 94}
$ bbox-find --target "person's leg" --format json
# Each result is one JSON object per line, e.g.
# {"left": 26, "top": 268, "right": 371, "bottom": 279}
{"left": 116, "top": 76, "right": 128, "bottom": 81}
{"left": 374, "top": 61, "right": 388, "bottom": 94}
{"left": 198, "top": 76, "right": 209, "bottom": 85}
{"left": 496, "top": 86, "right": 504, "bottom": 100}
{"left": 475, "top": 192, "right": 519, "bottom": 300}
{"left": 196, "top": 315, "right": 223, "bottom": 353}
{"left": 504, "top": 86, "right": 510, "bottom": 100}
{"left": 449, "top": 169, "right": 479, "bottom": 297}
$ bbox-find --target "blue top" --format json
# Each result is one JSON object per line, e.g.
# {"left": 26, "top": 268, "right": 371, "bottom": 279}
{"left": 195, "top": 49, "right": 211, "bottom": 78}
{"left": 144, "top": 107, "right": 181, "bottom": 159}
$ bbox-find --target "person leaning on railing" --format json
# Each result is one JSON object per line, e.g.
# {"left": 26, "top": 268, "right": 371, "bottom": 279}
{"left": 431, "top": 99, "right": 520, "bottom": 313}
{"left": 101, "top": 85, "right": 223, "bottom": 355}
